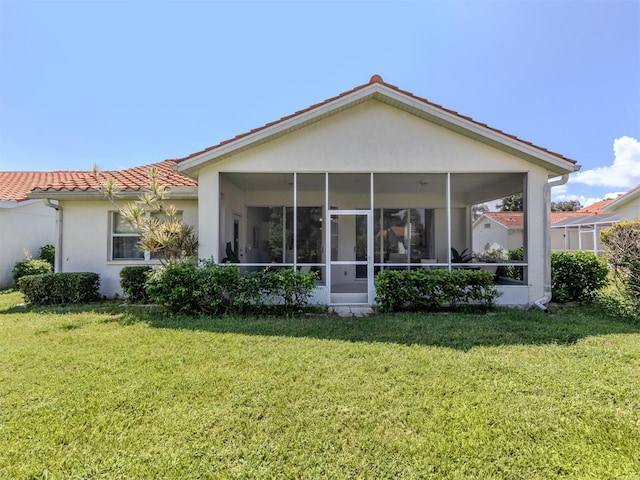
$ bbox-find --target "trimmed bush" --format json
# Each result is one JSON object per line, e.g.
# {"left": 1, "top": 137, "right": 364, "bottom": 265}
{"left": 256, "top": 267, "right": 318, "bottom": 315}
{"left": 119, "top": 266, "right": 153, "bottom": 303}
{"left": 18, "top": 272, "right": 100, "bottom": 306}
{"left": 38, "top": 244, "right": 55, "bottom": 268}
{"left": 146, "top": 260, "right": 318, "bottom": 316}
{"left": 12, "top": 259, "right": 52, "bottom": 283}
{"left": 146, "top": 259, "right": 201, "bottom": 314}
{"left": 375, "top": 269, "right": 500, "bottom": 313}
{"left": 550, "top": 251, "right": 609, "bottom": 303}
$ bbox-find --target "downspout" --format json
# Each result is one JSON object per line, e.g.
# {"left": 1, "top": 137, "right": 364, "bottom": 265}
{"left": 44, "top": 199, "right": 63, "bottom": 273}
{"left": 533, "top": 174, "right": 569, "bottom": 311}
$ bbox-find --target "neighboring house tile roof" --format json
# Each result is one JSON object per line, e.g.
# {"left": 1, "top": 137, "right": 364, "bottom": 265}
{"left": 577, "top": 198, "right": 615, "bottom": 214}
{"left": 4, "top": 160, "right": 196, "bottom": 200}
{"left": 481, "top": 212, "right": 525, "bottom": 229}
{"left": 550, "top": 211, "right": 590, "bottom": 223}
{"left": 479, "top": 211, "right": 589, "bottom": 229}
{"left": 176, "top": 74, "right": 577, "bottom": 166}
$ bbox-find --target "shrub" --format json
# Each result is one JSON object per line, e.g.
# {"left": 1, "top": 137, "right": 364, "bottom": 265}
{"left": 146, "top": 259, "right": 201, "bottom": 314}
{"left": 600, "top": 219, "right": 640, "bottom": 299}
{"left": 38, "top": 245, "right": 55, "bottom": 268}
{"left": 257, "top": 267, "right": 319, "bottom": 315}
{"left": 497, "top": 247, "right": 524, "bottom": 281}
{"left": 146, "top": 260, "right": 318, "bottom": 316}
{"left": 119, "top": 266, "right": 152, "bottom": 303}
{"left": 593, "top": 289, "right": 640, "bottom": 323}
{"left": 550, "top": 251, "right": 609, "bottom": 303}
{"left": 12, "top": 258, "right": 52, "bottom": 283}
{"left": 375, "top": 269, "right": 500, "bottom": 313}
{"left": 197, "top": 261, "right": 244, "bottom": 315}
{"left": 18, "top": 272, "right": 100, "bottom": 305}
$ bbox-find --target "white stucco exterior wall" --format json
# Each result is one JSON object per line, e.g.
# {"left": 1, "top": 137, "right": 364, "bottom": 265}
{"left": 58, "top": 199, "right": 198, "bottom": 297}
{"left": 0, "top": 200, "right": 56, "bottom": 288}
{"left": 613, "top": 197, "right": 640, "bottom": 221}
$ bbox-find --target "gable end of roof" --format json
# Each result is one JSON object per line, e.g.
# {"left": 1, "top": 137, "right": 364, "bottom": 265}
{"left": 175, "top": 75, "right": 578, "bottom": 177}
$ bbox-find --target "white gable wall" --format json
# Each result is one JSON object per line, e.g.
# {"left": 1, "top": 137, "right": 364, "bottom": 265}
{"left": 208, "top": 101, "right": 537, "bottom": 173}
{"left": 613, "top": 197, "right": 640, "bottom": 221}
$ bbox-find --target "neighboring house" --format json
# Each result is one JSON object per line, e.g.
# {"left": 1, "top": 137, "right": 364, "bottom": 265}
{"left": 602, "top": 184, "right": 640, "bottom": 221}
{"left": 550, "top": 199, "right": 619, "bottom": 255}
{"left": 472, "top": 212, "right": 525, "bottom": 253}
{"left": 0, "top": 172, "right": 62, "bottom": 287}
{"left": 474, "top": 211, "right": 590, "bottom": 255}
{"left": 29, "top": 75, "right": 579, "bottom": 307}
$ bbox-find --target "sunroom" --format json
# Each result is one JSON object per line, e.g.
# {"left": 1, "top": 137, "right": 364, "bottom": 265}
{"left": 215, "top": 171, "right": 528, "bottom": 305}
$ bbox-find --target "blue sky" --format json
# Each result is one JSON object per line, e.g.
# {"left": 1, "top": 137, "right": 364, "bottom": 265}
{"left": 1, "top": 0, "right": 638, "bottom": 206}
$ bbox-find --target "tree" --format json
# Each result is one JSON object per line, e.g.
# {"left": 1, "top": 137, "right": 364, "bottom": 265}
{"left": 96, "top": 165, "right": 198, "bottom": 263}
{"left": 551, "top": 200, "right": 582, "bottom": 211}
{"left": 472, "top": 204, "right": 489, "bottom": 221}
{"left": 496, "top": 193, "right": 523, "bottom": 212}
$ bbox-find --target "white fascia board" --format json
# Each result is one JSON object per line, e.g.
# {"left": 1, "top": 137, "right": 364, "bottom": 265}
{"left": 0, "top": 199, "right": 44, "bottom": 209}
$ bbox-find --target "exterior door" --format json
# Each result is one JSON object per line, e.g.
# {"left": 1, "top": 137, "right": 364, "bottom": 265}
{"left": 328, "top": 211, "right": 371, "bottom": 304}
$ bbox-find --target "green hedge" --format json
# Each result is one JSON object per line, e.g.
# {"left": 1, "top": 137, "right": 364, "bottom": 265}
{"left": 146, "top": 260, "right": 318, "bottom": 316}
{"left": 12, "top": 259, "right": 52, "bottom": 283}
{"left": 374, "top": 269, "right": 500, "bottom": 313}
{"left": 551, "top": 251, "right": 609, "bottom": 303}
{"left": 38, "top": 244, "right": 55, "bottom": 268}
{"left": 119, "top": 266, "right": 153, "bottom": 303}
{"left": 18, "top": 272, "right": 101, "bottom": 306}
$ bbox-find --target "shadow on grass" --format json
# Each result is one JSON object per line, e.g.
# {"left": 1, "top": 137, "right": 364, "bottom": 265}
{"left": 2, "top": 290, "right": 638, "bottom": 350}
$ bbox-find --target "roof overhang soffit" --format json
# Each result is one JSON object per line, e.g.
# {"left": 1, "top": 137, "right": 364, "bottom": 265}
{"left": 176, "top": 83, "right": 579, "bottom": 177}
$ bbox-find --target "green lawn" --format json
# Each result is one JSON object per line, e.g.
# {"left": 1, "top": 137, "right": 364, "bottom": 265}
{"left": 1, "top": 290, "right": 639, "bottom": 479}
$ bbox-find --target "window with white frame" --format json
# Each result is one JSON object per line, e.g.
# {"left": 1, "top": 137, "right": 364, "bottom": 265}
{"left": 110, "top": 211, "right": 183, "bottom": 261}
{"left": 111, "top": 212, "right": 144, "bottom": 260}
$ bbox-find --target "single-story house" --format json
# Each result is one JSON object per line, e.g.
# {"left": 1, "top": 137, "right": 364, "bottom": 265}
{"left": 550, "top": 199, "right": 619, "bottom": 255}
{"left": 0, "top": 172, "right": 62, "bottom": 287}
{"left": 29, "top": 75, "right": 580, "bottom": 308}
{"left": 472, "top": 212, "right": 526, "bottom": 254}
{"left": 602, "top": 184, "right": 640, "bottom": 221}
{"left": 473, "top": 208, "right": 616, "bottom": 257}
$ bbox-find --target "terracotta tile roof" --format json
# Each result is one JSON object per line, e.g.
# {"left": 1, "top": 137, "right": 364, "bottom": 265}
{"left": 481, "top": 211, "right": 588, "bottom": 229}
{"left": 482, "top": 212, "right": 525, "bottom": 228}
{"left": 550, "top": 211, "right": 590, "bottom": 223}
{"left": 176, "top": 74, "right": 577, "bottom": 165}
{"left": 577, "top": 198, "right": 615, "bottom": 214}
{"left": 0, "top": 170, "right": 88, "bottom": 203}
{"left": 1, "top": 160, "right": 197, "bottom": 201}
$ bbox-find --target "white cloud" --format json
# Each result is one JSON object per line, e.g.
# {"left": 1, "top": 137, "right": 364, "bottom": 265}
{"left": 570, "top": 136, "right": 640, "bottom": 188}
{"left": 551, "top": 189, "right": 602, "bottom": 208}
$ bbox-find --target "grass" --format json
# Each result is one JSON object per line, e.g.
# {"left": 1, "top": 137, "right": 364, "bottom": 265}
{"left": 1, "top": 290, "right": 639, "bottom": 479}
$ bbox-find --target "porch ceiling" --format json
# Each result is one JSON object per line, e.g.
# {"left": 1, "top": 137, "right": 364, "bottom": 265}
{"left": 223, "top": 172, "right": 523, "bottom": 205}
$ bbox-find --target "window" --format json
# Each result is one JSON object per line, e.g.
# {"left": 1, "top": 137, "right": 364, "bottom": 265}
{"left": 110, "top": 211, "right": 183, "bottom": 261}
{"left": 111, "top": 212, "right": 144, "bottom": 260}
